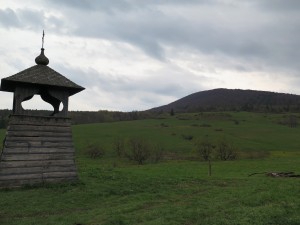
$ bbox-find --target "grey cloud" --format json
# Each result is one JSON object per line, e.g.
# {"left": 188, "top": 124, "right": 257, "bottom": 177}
{"left": 50, "top": 0, "right": 94, "bottom": 11}
{"left": 116, "top": 34, "right": 165, "bottom": 60}
{"left": 52, "top": 64, "right": 131, "bottom": 93}
{"left": 4, "top": 0, "right": 300, "bottom": 75}
{"left": 46, "top": 15, "right": 65, "bottom": 30}
{"left": 0, "top": 7, "right": 66, "bottom": 33}
{"left": 53, "top": 62, "right": 203, "bottom": 103}
{"left": 47, "top": 0, "right": 213, "bottom": 13}
{"left": 0, "top": 8, "right": 21, "bottom": 28}
{"left": 43, "top": 0, "right": 229, "bottom": 60}
{"left": 0, "top": 8, "right": 45, "bottom": 30}
{"left": 47, "top": 0, "right": 299, "bottom": 78}
{"left": 257, "top": 0, "right": 300, "bottom": 11}
{"left": 5, "top": 0, "right": 299, "bottom": 73}
{"left": 48, "top": 0, "right": 133, "bottom": 13}
{"left": 56, "top": 1, "right": 289, "bottom": 65}
{"left": 18, "top": 8, "right": 45, "bottom": 30}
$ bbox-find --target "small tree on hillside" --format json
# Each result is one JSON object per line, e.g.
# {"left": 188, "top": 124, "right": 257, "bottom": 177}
{"left": 114, "top": 137, "right": 126, "bottom": 157}
{"left": 150, "top": 144, "right": 164, "bottom": 163}
{"left": 195, "top": 139, "right": 214, "bottom": 176}
{"left": 125, "top": 138, "right": 150, "bottom": 165}
{"left": 216, "top": 139, "right": 237, "bottom": 161}
{"left": 86, "top": 144, "right": 105, "bottom": 159}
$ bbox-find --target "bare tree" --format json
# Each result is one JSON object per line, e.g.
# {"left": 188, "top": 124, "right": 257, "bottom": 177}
{"left": 114, "top": 137, "right": 125, "bottom": 157}
{"left": 216, "top": 139, "right": 237, "bottom": 161}
{"left": 86, "top": 144, "right": 105, "bottom": 159}
{"left": 125, "top": 138, "right": 150, "bottom": 165}
{"left": 195, "top": 139, "right": 214, "bottom": 176}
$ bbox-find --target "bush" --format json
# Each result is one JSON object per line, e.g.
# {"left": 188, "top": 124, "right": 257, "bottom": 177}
{"left": 233, "top": 120, "right": 240, "bottom": 125}
{"left": 123, "top": 138, "right": 164, "bottom": 164}
{"left": 241, "top": 151, "right": 270, "bottom": 159}
{"left": 160, "top": 122, "right": 168, "bottom": 127}
{"left": 200, "top": 123, "right": 211, "bottom": 127}
{"left": 214, "top": 128, "right": 223, "bottom": 132}
{"left": 195, "top": 139, "right": 214, "bottom": 161}
{"left": 114, "top": 137, "right": 125, "bottom": 157}
{"left": 182, "top": 134, "right": 193, "bottom": 141}
{"left": 216, "top": 140, "right": 237, "bottom": 160}
{"left": 86, "top": 144, "right": 105, "bottom": 159}
{"left": 195, "top": 138, "right": 214, "bottom": 176}
{"left": 150, "top": 144, "right": 164, "bottom": 163}
{"left": 125, "top": 138, "right": 150, "bottom": 165}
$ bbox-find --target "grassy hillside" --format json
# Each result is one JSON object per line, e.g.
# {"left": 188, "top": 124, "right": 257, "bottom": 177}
{"left": 0, "top": 112, "right": 300, "bottom": 225}
{"left": 73, "top": 111, "right": 300, "bottom": 157}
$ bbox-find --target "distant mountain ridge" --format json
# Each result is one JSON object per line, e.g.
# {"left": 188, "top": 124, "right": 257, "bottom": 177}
{"left": 150, "top": 88, "right": 300, "bottom": 113}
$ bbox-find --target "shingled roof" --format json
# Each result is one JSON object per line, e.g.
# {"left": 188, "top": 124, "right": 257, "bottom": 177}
{"left": 1, "top": 49, "right": 84, "bottom": 96}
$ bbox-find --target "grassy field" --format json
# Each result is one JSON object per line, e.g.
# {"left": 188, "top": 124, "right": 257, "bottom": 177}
{"left": 0, "top": 112, "right": 300, "bottom": 225}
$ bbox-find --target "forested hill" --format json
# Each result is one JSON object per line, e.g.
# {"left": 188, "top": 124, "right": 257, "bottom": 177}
{"left": 1, "top": 88, "right": 300, "bottom": 128}
{"left": 149, "top": 88, "right": 300, "bottom": 113}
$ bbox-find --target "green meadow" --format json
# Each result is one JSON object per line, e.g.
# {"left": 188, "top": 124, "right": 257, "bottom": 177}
{"left": 0, "top": 112, "right": 300, "bottom": 225}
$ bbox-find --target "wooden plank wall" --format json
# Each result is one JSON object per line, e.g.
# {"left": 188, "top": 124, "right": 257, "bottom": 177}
{"left": 0, "top": 115, "right": 78, "bottom": 188}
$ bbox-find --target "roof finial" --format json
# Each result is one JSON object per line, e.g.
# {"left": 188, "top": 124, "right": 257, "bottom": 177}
{"left": 42, "top": 30, "right": 45, "bottom": 49}
{"left": 35, "top": 30, "right": 49, "bottom": 65}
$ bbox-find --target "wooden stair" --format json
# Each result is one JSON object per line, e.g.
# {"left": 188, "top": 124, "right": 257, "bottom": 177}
{"left": 0, "top": 115, "right": 78, "bottom": 188}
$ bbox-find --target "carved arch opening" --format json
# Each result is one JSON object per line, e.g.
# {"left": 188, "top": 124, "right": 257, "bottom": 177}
{"left": 21, "top": 94, "right": 64, "bottom": 116}
{"left": 14, "top": 87, "right": 68, "bottom": 117}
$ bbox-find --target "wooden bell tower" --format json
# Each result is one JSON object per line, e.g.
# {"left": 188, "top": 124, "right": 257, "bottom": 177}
{"left": 0, "top": 33, "right": 84, "bottom": 188}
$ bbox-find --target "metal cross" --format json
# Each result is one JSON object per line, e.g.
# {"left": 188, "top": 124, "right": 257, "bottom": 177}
{"left": 42, "top": 30, "right": 45, "bottom": 49}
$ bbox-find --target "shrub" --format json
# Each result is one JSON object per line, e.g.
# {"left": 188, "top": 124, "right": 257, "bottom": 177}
{"left": 86, "top": 144, "right": 105, "bottom": 159}
{"left": 182, "top": 134, "right": 193, "bottom": 141}
{"left": 278, "top": 115, "right": 298, "bottom": 128}
{"left": 114, "top": 137, "right": 125, "bottom": 157}
{"left": 200, "top": 123, "right": 211, "bottom": 127}
{"left": 214, "top": 128, "right": 223, "bottom": 132}
{"left": 195, "top": 138, "right": 214, "bottom": 176}
{"left": 150, "top": 144, "right": 164, "bottom": 163}
{"left": 195, "top": 139, "right": 214, "bottom": 161}
{"left": 233, "top": 120, "right": 240, "bottom": 125}
{"left": 125, "top": 138, "right": 150, "bottom": 165}
{"left": 216, "top": 140, "right": 237, "bottom": 160}
{"left": 160, "top": 122, "right": 168, "bottom": 127}
{"left": 241, "top": 151, "right": 270, "bottom": 159}
{"left": 123, "top": 138, "right": 164, "bottom": 164}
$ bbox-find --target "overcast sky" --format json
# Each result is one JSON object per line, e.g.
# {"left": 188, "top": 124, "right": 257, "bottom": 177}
{"left": 1, "top": 0, "right": 300, "bottom": 111}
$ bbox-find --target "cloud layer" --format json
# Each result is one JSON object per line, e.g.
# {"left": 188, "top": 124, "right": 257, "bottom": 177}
{"left": 0, "top": 0, "right": 300, "bottom": 111}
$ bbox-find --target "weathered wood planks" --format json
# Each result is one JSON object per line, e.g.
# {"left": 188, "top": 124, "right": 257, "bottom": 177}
{"left": 0, "top": 115, "right": 78, "bottom": 188}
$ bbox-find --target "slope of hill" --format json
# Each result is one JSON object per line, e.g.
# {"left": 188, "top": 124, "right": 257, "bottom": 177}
{"left": 150, "top": 88, "right": 300, "bottom": 113}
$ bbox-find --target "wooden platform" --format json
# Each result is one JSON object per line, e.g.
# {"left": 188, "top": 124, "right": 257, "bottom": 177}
{"left": 0, "top": 115, "right": 78, "bottom": 188}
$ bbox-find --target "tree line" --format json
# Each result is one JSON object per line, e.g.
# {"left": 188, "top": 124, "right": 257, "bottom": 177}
{"left": 0, "top": 109, "right": 156, "bottom": 129}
